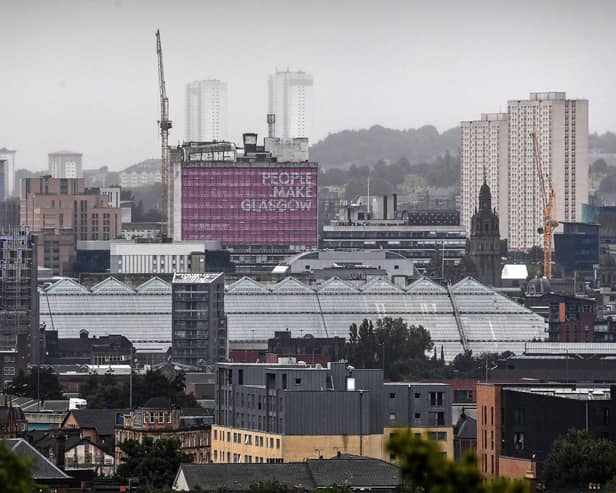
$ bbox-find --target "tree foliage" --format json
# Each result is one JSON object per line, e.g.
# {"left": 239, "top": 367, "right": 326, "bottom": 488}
{"left": 6, "top": 367, "right": 63, "bottom": 400}
{"left": 118, "top": 437, "right": 193, "bottom": 493}
{"left": 0, "top": 442, "right": 36, "bottom": 493}
{"left": 388, "top": 431, "right": 528, "bottom": 493}
{"left": 543, "top": 429, "right": 616, "bottom": 489}
{"left": 81, "top": 370, "right": 197, "bottom": 409}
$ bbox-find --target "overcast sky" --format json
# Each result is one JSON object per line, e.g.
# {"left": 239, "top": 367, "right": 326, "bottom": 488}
{"left": 1, "top": 0, "right": 615, "bottom": 171}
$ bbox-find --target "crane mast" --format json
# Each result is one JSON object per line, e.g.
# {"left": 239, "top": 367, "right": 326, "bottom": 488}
{"left": 531, "top": 132, "right": 558, "bottom": 279}
{"left": 156, "top": 30, "right": 172, "bottom": 241}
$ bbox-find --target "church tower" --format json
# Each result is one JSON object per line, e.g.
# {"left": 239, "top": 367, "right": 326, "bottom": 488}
{"left": 469, "top": 177, "right": 501, "bottom": 286}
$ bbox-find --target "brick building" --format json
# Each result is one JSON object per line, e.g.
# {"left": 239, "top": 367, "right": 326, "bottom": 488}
{"left": 20, "top": 176, "right": 121, "bottom": 274}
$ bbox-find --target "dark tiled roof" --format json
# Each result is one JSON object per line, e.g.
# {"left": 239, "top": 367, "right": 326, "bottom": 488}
{"left": 141, "top": 397, "right": 172, "bottom": 409}
{"left": 3, "top": 439, "right": 71, "bottom": 480}
{"left": 177, "top": 457, "right": 401, "bottom": 491}
{"left": 180, "top": 407, "right": 212, "bottom": 417}
{"left": 41, "top": 400, "right": 70, "bottom": 412}
{"left": 30, "top": 429, "right": 82, "bottom": 453}
{"left": 65, "top": 409, "right": 128, "bottom": 436}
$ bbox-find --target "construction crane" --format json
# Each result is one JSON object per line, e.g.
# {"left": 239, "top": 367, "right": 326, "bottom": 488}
{"left": 531, "top": 132, "right": 558, "bottom": 279}
{"left": 156, "top": 30, "right": 172, "bottom": 241}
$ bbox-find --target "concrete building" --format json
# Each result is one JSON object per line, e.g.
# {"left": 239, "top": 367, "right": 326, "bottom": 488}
{"left": 273, "top": 250, "right": 414, "bottom": 282}
{"left": 460, "top": 113, "right": 508, "bottom": 238}
{"left": 20, "top": 176, "right": 122, "bottom": 274}
{"left": 0, "top": 148, "right": 16, "bottom": 199}
{"left": 172, "top": 273, "right": 227, "bottom": 366}
{"left": 119, "top": 159, "right": 161, "bottom": 188}
{"left": 186, "top": 79, "right": 228, "bottom": 142}
{"left": 477, "top": 383, "right": 616, "bottom": 482}
{"left": 507, "top": 92, "right": 588, "bottom": 251}
{"left": 48, "top": 151, "right": 82, "bottom": 179}
{"left": 110, "top": 241, "right": 217, "bottom": 274}
{"left": 0, "top": 229, "right": 40, "bottom": 372}
{"left": 268, "top": 70, "right": 313, "bottom": 142}
{"left": 170, "top": 135, "right": 318, "bottom": 271}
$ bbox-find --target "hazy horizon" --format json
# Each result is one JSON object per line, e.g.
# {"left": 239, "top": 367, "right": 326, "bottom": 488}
{"left": 2, "top": 0, "right": 616, "bottom": 171}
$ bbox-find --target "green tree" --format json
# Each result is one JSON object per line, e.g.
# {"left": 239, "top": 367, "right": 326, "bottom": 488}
{"left": 543, "top": 429, "right": 616, "bottom": 489}
{"left": 387, "top": 430, "right": 528, "bottom": 493}
{"left": 0, "top": 441, "right": 36, "bottom": 493}
{"left": 591, "top": 158, "right": 608, "bottom": 174}
{"left": 117, "top": 437, "right": 193, "bottom": 493}
{"left": 6, "top": 367, "right": 63, "bottom": 400}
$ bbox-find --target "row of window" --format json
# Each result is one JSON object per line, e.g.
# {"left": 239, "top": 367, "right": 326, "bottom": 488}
{"left": 213, "top": 450, "right": 283, "bottom": 463}
{"left": 214, "top": 429, "right": 281, "bottom": 449}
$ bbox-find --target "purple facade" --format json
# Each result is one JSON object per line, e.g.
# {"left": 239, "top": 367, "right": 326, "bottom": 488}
{"left": 182, "top": 166, "right": 318, "bottom": 246}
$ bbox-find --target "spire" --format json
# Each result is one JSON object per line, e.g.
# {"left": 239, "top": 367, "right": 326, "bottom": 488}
{"left": 479, "top": 174, "right": 492, "bottom": 213}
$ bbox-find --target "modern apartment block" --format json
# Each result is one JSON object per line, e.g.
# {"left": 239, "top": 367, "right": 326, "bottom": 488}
{"left": 0, "top": 228, "right": 39, "bottom": 374}
{"left": 171, "top": 273, "right": 227, "bottom": 366}
{"left": 477, "top": 383, "right": 616, "bottom": 482}
{"left": 211, "top": 361, "right": 454, "bottom": 465}
{"left": 48, "top": 151, "right": 83, "bottom": 179}
{"left": 186, "top": 80, "right": 228, "bottom": 142}
{"left": 384, "top": 383, "right": 454, "bottom": 459}
{"left": 110, "top": 241, "right": 214, "bottom": 274}
{"left": 268, "top": 70, "right": 313, "bottom": 142}
{"left": 0, "top": 148, "right": 16, "bottom": 200}
{"left": 20, "top": 176, "right": 122, "bottom": 274}
{"left": 460, "top": 113, "right": 508, "bottom": 238}
{"left": 507, "top": 92, "right": 588, "bottom": 251}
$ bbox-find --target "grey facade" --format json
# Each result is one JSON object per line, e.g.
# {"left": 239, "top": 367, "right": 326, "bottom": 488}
{"left": 384, "top": 383, "right": 453, "bottom": 428}
{"left": 172, "top": 273, "right": 227, "bottom": 366}
{"left": 215, "top": 362, "right": 384, "bottom": 436}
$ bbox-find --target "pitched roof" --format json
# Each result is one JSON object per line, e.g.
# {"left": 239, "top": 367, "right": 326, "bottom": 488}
{"left": 64, "top": 409, "right": 127, "bottom": 436}
{"left": 141, "top": 397, "right": 172, "bottom": 409}
{"left": 3, "top": 438, "right": 72, "bottom": 480}
{"left": 455, "top": 416, "right": 477, "bottom": 440}
{"left": 174, "top": 456, "right": 401, "bottom": 491}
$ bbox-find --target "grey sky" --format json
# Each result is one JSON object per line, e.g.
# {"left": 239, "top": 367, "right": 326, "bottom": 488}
{"left": 1, "top": 0, "right": 615, "bottom": 170}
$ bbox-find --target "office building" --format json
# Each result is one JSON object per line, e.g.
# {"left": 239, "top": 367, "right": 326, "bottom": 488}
{"left": 477, "top": 383, "right": 616, "bottom": 481}
{"left": 40, "top": 276, "right": 172, "bottom": 352}
{"left": 0, "top": 148, "right": 16, "bottom": 200}
{"left": 553, "top": 222, "right": 600, "bottom": 275}
{"left": 0, "top": 199, "right": 20, "bottom": 230}
{"left": 48, "top": 151, "right": 82, "bottom": 179}
{"left": 110, "top": 241, "right": 216, "bottom": 274}
{"left": 170, "top": 135, "right": 318, "bottom": 270}
{"left": 172, "top": 273, "right": 227, "bottom": 366}
{"left": 20, "top": 176, "right": 122, "bottom": 274}
{"left": 186, "top": 79, "right": 228, "bottom": 142}
{"left": 507, "top": 92, "right": 588, "bottom": 251}
{"left": 460, "top": 113, "right": 508, "bottom": 238}
{"left": 268, "top": 70, "right": 313, "bottom": 142}
{"left": 0, "top": 229, "right": 39, "bottom": 374}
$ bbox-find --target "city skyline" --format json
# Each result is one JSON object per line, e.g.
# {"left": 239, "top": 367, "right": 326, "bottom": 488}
{"left": 1, "top": 0, "right": 616, "bottom": 170}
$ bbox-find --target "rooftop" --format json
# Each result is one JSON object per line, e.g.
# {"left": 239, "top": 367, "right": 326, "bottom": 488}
{"left": 172, "top": 273, "right": 223, "bottom": 284}
{"left": 507, "top": 386, "right": 612, "bottom": 401}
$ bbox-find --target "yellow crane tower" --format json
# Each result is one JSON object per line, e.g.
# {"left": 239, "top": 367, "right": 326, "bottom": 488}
{"left": 531, "top": 132, "right": 559, "bottom": 279}
{"left": 156, "top": 30, "right": 172, "bottom": 241}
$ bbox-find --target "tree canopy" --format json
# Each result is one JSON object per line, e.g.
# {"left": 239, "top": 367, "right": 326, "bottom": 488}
{"left": 81, "top": 370, "right": 197, "bottom": 409}
{"left": 543, "top": 429, "right": 616, "bottom": 489}
{"left": 387, "top": 430, "right": 528, "bottom": 493}
{"left": 6, "top": 367, "right": 63, "bottom": 401}
{"left": 0, "top": 442, "right": 35, "bottom": 493}
{"left": 117, "top": 437, "right": 193, "bottom": 493}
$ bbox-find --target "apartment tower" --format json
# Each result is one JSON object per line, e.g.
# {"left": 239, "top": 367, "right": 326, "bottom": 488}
{"left": 507, "top": 92, "right": 588, "bottom": 251}
{"left": 460, "top": 114, "right": 508, "bottom": 238}
{"left": 268, "top": 70, "right": 313, "bottom": 142}
{"left": 185, "top": 80, "right": 228, "bottom": 142}
{"left": 48, "top": 151, "right": 83, "bottom": 179}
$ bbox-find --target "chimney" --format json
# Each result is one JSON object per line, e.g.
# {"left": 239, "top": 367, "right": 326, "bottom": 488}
{"left": 267, "top": 114, "right": 276, "bottom": 138}
{"left": 55, "top": 430, "right": 66, "bottom": 470}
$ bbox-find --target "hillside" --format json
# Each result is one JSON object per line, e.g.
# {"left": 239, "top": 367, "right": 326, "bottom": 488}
{"left": 309, "top": 125, "right": 460, "bottom": 168}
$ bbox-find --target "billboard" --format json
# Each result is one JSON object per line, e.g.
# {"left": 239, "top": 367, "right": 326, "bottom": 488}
{"left": 181, "top": 166, "right": 318, "bottom": 246}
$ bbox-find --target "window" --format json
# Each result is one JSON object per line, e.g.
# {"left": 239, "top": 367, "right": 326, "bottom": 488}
{"left": 414, "top": 393, "right": 421, "bottom": 399}
{"left": 276, "top": 439, "right": 280, "bottom": 449}
{"left": 389, "top": 412, "right": 396, "bottom": 421}
{"left": 430, "top": 392, "right": 444, "bottom": 406}
{"left": 389, "top": 393, "right": 396, "bottom": 399}
{"left": 514, "top": 432, "right": 525, "bottom": 450}
{"left": 414, "top": 413, "right": 421, "bottom": 420}
{"left": 428, "top": 431, "right": 447, "bottom": 441}
{"left": 214, "top": 430, "right": 218, "bottom": 440}
{"left": 603, "top": 408, "right": 610, "bottom": 426}
{"left": 513, "top": 408, "right": 526, "bottom": 426}
{"left": 295, "top": 378, "right": 302, "bottom": 385}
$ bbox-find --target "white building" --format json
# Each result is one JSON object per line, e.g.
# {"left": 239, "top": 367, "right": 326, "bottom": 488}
{"left": 185, "top": 79, "right": 228, "bottom": 142}
{"left": 110, "top": 240, "right": 220, "bottom": 274}
{"left": 268, "top": 70, "right": 314, "bottom": 142}
{"left": 100, "top": 187, "right": 120, "bottom": 208}
{"left": 119, "top": 170, "right": 161, "bottom": 188}
{"left": 0, "top": 148, "right": 16, "bottom": 199}
{"left": 48, "top": 151, "right": 83, "bottom": 178}
{"left": 460, "top": 114, "right": 508, "bottom": 238}
{"left": 507, "top": 92, "right": 588, "bottom": 251}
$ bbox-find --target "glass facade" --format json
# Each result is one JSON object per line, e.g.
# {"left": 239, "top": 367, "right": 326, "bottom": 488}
{"left": 181, "top": 166, "right": 318, "bottom": 246}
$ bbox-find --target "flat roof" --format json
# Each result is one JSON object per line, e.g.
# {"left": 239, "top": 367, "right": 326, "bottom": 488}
{"left": 172, "top": 273, "right": 223, "bottom": 284}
